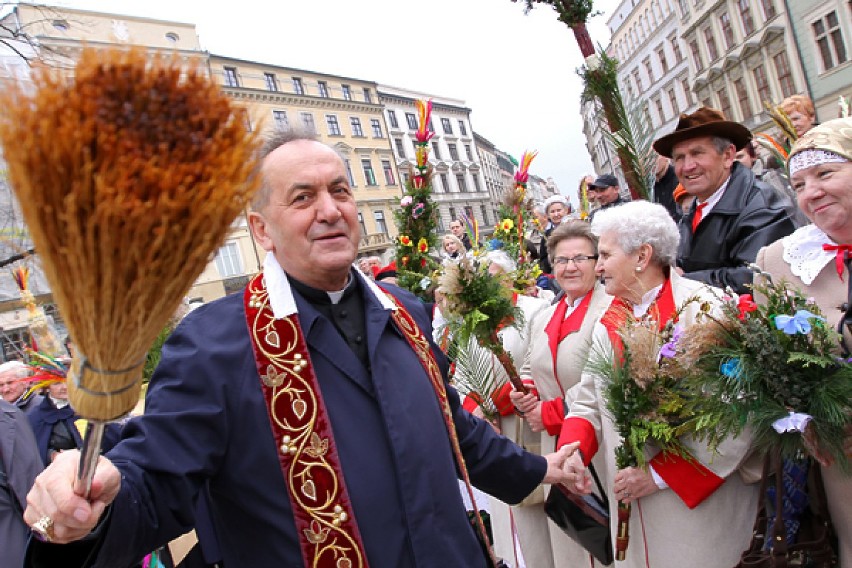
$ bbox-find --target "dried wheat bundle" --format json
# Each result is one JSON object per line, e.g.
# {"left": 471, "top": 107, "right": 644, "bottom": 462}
{"left": 0, "top": 48, "right": 261, "bottom": 421}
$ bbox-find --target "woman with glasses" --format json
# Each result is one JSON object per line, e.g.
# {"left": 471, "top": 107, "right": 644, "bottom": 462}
{"left": 553, "top": 201, "right": 758, "bottom": 567}
{"left": 755, "top": 118, "right": 852, "bottom": 566}
{"left": 507, "top": 221, "right": 612, "bottom": 567}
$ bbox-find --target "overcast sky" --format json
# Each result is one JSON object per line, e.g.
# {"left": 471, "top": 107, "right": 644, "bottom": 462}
{"left": 53, "top": 0, "right": 622, "bottom": 203}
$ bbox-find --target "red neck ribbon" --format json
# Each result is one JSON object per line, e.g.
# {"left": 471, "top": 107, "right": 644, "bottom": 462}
{"left": 822, "top": 243, "right": 852, "bottom": 280}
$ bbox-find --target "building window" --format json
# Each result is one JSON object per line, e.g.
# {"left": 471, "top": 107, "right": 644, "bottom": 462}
{"left": 464, "top": 144, "right": 473, "bottom": 161}
{"left": 301, "top": 112, "right": 316, "bottom": 134}
{"left": 318, "top": 81, "right": 329, "bottom": 98}
{"left": 272, "top": 110, "right": 288, "bottom": 130}
{"left": 456, "top": 174, "right": 467, "bottom": 192}
{"left": 370, "top": 119, "right": 383, "bottom": 138}
{"left": 704, "top": 28, "right": 719, "bottom": 62}
{"left": 388, "top": 110, "right": 399, "bottom": 129}
{"left": 734, "top": 78, "right": 753, "bottom": 120}
{"left": 363, "top": 88, "right": 372, "bottom": 103}
{"left": 326, "top": 115, "right": 342, "bottom": 136}
{"left": 753, "top": 64, "right": 771, "bottom": 104}
{"left": 643, "top": 57, "right": 654, "bottom": 82}
{"left": 350, "top": 117, "right": 364, "bottom": 137}
{"left": 632, "top": 68, "right": 643, "bottom": 92}
{"left": 681, "top": 78, "right": 694, "bottom": 104}
{"left": 344, "top": 159, "right": 355, "bottom": 186}
{"left": 480, "top": 205, "right": 489, "bottom": 225}
{"left": 362, "top": 159, "right": 377, "bottom": 186}
{"left": 448, "top": 143, "right": 459, "bottom": 161}
{"left": 292, "top": 77, "right": 304, "bottom": 95}
{"left": 440, "top": 173, "right": 450, "bottom": 193}
{"left": 667, "top": 87, "right": 679, "bottom": 115}
{"left": 761, "top": 0, "right": 777, "bottom": 19}
{"left": 358, "top": 212, "right": 367, "bottom": 236}
{"left": 342, "top": 84, "right": 352, "bottom": 100}
{"left": 381, "top": 160, "right": 396, "bottom": 185}
{"left": 432, "top": 142, "right": 441, "bottom": 160}
{"left": 654, "top": 97, "right": 665, "bottom": 123}
{"left": 405, "top": 112, "right": 418, "bottom": 130}
{"left": 264, "top": 73, "right": 278, "bottom": 92}
{"left": 657, "top": 46, "right": 669, "bottom": 73}
{"left": 677, "top": 0, "right": 688, "bottom": 18}
{"left": 394, "top": 137, "right": 406, "bottom": 158}
{"left": 223, "top": 66, "right": 239, "bottom": 87}
{"left": 472, "top": 175, "right": 481, "bottom": 192}
{"left": 441, "top": 118, "right": 453, "bottom": 134}
{"left": 717, "top": 86, "right": 733, "bottom": 119}
{"left": 812, "top": 11, "right": 848, "bottom": 71}
{"left": 773, "top": 52, "right": 796, "bottom": 97}
{"left": 373, "top": 210, "right": 387, "bottom": 234}
{"left": 215, "top": 242, "right": 243, "bottom": 278}
{"left": 719, "top": 13, "right": 735, "bottom": 49}
{"left": 689, "top": 40, "right": 704, "bottom": 72}
{"left": 738, "top": 0, "right": 755, "bottom": 36}
{"left": 458, "top": 120, "right": 467, "bottom": 135}
{"left": 669, "top": 36, "right": 683, "bottom": 63}
{"left": 237, "top": 108, "right": 252, "bottom": 132}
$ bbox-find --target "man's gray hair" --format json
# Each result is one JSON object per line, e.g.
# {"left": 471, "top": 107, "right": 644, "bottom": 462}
{"left": 485, "top": 249, "right": 517, "bottom": 274}
{"left": 0, "top": 360, "right": 28, "bottom": 378}
{"left": 590, "top": 201, "right": 680, "bottom": 266}
{"left": 251, "top": 127, "right": 321, "bottom": 211}
{"left": 710, "top": 136, "right": 735, "bottom": 154}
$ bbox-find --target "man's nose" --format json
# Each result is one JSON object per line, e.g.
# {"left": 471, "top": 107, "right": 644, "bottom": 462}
{"left": 315, "top": 190, "right": 342, "bottom": 221}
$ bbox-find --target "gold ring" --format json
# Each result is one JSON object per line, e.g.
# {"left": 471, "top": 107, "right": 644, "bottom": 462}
{"left": 32, "top": 515, "right": 54, "bottom": 542}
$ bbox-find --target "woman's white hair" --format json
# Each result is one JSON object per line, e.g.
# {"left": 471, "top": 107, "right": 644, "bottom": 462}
{"left": 484, "top": 249, "right": 517, "bottom": 274}
{"left": 590, "top": 201, "right": 680, "bottom": 266}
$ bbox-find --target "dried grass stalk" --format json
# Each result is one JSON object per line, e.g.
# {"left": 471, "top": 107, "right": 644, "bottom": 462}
{"left": 0, "top": 48, "right": 261, "bottom": 420}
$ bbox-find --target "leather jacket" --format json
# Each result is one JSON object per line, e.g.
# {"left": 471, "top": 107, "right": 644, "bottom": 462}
{"left": 677, "top": 162, "right": 797, "bottom": 295}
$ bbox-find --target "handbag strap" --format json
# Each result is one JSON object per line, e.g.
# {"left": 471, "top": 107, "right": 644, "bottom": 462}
{"left": 588, "top": 463, "right": 609, "bottom": 510}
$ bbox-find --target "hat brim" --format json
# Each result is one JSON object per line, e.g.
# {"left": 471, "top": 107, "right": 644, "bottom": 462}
{"left": 653, "top": 121, "right": 752, "bottom": 158}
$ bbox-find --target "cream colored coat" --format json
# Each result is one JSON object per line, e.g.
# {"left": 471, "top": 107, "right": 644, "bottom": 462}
{"left": 757, "top": 240, "right": 852, "bottom": 568}
{"left": 491, "top": 284, "right": 612, "bottom": 568}
{"left": 565, "top": 272, "right": 759, "bottom": 568}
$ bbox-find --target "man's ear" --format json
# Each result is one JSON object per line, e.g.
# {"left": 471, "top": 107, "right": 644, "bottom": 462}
{"left": 248, "top": 210, "right": 274, "bottom": 252}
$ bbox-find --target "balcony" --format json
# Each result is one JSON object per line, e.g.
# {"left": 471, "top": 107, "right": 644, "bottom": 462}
{"left": 359, "top": 232, "right": 392, "bottom": 253}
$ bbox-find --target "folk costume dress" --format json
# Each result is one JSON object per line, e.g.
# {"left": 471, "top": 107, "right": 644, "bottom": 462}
{"left": 506, "top": 282, "right": 612, "bottom": 568}
{"left": 757, "top": 225, "right": 852, "bottom": 567}
{"left": 457, "top": 292, "right": 549, "bottom": 567}
{"left": 28, "top": 254, "right": 548, "bottom": 568}
{"left": 558, "top": 272, "right": 759, "bottom": 568}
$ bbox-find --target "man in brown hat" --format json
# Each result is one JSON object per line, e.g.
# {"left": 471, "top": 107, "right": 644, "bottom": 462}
{"left": 653, "top": 107, "right": 796, "bottom": 294}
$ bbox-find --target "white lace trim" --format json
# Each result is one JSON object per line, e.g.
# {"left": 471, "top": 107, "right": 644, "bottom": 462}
{"left": 781, "top": 224, "right": 835, "bottom": 285}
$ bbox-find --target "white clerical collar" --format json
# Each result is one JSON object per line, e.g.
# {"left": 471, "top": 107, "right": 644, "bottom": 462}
{"left": 263, "top": 254, "right": 395, "bottom": 319}
{"left": 781, "top": 224, "right": 837, "bottom": 285}
{"left": 51, "top": 396, "right": 70, "bottom": 409}
{"left": 633, "top": 284, "right": 663, "bottom": 318}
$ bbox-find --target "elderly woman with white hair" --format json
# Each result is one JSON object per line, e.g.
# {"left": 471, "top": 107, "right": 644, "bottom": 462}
{"left": 554, "top": 201, "right": 758, "bottom": 568}
{"left": 755, "top": 117, "right": 852, "bottom": 566}
{"left": 509, "top": 221, "right": 612, "bottom": 568}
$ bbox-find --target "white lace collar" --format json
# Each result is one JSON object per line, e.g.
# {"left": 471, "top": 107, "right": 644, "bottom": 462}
{"left": 781, "top": 224, "right": 835, "bottom": 285}
{"left": 633, "top": 284, "right": 663, "bottom": 318}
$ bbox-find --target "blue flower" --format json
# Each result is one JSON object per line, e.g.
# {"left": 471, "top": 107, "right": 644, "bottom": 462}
{"left": 487, "top": 238, "right": 503, "bottom": 250}
{"left": 773, "top": 310, "right": 825, "bottom": 335}
{"left": 720, "top": 358, "right": 742, "bottom": 380}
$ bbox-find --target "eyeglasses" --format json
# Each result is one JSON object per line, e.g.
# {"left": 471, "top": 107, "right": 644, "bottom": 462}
{"left": 553, "top": 255, "right": 598, "bottom": 266}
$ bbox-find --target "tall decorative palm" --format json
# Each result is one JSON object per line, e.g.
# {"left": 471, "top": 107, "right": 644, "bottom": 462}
{"left": 512, "top": 0, "right": 648, "bottom": 199}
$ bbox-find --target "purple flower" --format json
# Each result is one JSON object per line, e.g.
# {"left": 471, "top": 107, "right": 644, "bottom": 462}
{"left": 657, "top": 324, "right": 683, "bottom": 360}
{"left": 400, "top": 195, "right": 413, "bottom": 207}
{"left": 773, "top": 310, "right": 824, "bottom": 335}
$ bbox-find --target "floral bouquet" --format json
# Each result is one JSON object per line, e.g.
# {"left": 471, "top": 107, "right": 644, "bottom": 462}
{"left": 587, "top": 299, "right": 704, "bottom": 560}
{"left": 681, "top": 274, "right": 852, "bottom": 472}
{"left": 437, "top": 254, "right": 526, "bottom": 394}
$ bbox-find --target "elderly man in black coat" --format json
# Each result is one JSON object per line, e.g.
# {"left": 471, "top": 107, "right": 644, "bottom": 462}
{"left": 653, "top": 107, "right": 797, "bottom": 294}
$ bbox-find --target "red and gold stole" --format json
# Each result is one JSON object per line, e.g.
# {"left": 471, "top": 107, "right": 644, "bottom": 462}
{"left": 543, "top": 291, "right": 594, "bottom": 388}
{"left": 245, "top": 273, "right": 495, "bottom": 568}
{"left": 245, "top": 274, "right": 367, "bottom": 568}
{"left": 600, "top": 278, "right": 677, "bottom": 355}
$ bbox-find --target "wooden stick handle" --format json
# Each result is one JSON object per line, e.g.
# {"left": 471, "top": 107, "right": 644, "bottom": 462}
{"left": 73, "top": 421, "right": 105, "bottom": 499}
{"left": 616, "top": 501, "right": 631, "bottom": 561}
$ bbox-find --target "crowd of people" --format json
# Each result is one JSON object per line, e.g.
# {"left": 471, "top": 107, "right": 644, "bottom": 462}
{"left": 1, "top": 93, "right": 850, "bottom": 568}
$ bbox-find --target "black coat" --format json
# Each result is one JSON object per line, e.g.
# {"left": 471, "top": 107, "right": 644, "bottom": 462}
{"left": 677, "top": 162, "right": 796, "bottom": 295}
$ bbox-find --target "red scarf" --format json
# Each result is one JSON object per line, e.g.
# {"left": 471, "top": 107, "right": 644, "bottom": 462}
{"left": 543, "top": 291, "right": 594, "bottom": 388}
{"left": 600, "top": 278, "right": 677, "bottom": 356}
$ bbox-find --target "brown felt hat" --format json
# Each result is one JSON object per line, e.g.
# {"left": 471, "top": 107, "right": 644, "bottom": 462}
{"left": 653, "top": 107, "right": 752, "bottom": 158}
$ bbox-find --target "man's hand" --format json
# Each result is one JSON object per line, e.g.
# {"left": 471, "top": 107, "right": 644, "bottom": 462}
{"left": 613, "top": 466, "right": 660, "bottom": 505}
{"left": 543, "top": 442, "right": 590, "bottom": 493}
{"left": 24, "top": 450, "right": 121, "bottom": 544}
